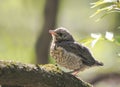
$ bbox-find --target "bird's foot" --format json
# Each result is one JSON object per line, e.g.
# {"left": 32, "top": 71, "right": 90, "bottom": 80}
{"left": 72, "top": 71, "right": 79, "bottom": 76}
{"left": 68, "top": 69, "right": 80, "bottom": 76}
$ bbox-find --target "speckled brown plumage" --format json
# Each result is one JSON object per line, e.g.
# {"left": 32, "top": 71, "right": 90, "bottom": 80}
{"left": 49, "top": 27, "right": 103, "bottom": 73}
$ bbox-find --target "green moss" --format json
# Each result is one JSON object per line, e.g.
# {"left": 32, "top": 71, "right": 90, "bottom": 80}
{"left": 40, "top": 64, "right": 63, "bottom": 74}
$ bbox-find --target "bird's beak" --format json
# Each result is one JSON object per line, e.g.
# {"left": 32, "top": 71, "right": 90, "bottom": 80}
{"left": 49, "top": 30, "right": 57, "bottom": 36}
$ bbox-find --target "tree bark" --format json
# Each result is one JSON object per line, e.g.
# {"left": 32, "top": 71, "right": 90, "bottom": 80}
{"left": 0, "top": 60, "right": 92, "bottom": 87}
{"left": 2, "top": 85, "right": 22, "bottom": 87}
{"left": 35, "top": 0, "right": 59, "bottom": 64}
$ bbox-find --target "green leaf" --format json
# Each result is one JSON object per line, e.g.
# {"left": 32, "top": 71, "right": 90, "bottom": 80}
{"left": 90, "top": 6, "right": 113, "bottom": 18}
{"left": 90, "top": 0, "right": 120, "bottom": 20}
{"left": 91, "top": 0, "right": 115, "bottom": 8}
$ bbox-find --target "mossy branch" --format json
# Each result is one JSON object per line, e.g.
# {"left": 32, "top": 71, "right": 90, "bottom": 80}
{"left": 0, "top": 60, "right": 92, "bottom": 87}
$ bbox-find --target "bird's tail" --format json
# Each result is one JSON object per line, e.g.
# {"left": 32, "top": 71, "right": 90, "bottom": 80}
{"left": 94, "top": 60, "right": 104, "bottom": 66}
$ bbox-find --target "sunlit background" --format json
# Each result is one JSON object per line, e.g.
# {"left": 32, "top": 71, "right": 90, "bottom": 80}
{"left": 0, "top": 0, "right": 120, "bottom": 87}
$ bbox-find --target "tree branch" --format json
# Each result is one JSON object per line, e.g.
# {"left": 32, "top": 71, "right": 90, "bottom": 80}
{"left": 0, "top": 60, "right": 92, "bottom": 87}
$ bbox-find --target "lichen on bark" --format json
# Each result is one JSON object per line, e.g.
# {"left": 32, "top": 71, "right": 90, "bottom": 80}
{"left": 0, "top": 60, "right": 92, "bottom": 87}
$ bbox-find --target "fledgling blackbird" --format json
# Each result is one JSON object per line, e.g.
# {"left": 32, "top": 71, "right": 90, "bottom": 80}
{"left": 49, "top": 27, "right": 103, "bottom": 74}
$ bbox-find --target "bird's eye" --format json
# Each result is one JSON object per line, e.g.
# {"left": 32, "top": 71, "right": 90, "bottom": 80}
{"left": 58, "top": 33, "right": 62, "bottom": 36}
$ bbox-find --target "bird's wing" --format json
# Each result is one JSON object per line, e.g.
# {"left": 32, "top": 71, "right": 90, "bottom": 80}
{"left": 57, "top": 41, "right": 96, "bottom": 66}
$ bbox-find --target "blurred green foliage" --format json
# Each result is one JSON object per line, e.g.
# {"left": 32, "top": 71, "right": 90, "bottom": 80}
{"left": 91, "top": 0, "right": 120, "bottom": 21}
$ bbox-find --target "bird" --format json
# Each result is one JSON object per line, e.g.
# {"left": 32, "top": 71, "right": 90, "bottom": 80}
{"left": 49, "top": 27, "right": 103, "bottom": 75}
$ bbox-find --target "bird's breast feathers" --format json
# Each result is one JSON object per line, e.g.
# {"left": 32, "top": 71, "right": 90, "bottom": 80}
{"left": 50, "top": 43, "right": 84, "bottom": 70}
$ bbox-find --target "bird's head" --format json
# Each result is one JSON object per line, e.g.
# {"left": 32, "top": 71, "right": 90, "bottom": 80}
{"left": 49, "top": 27, "right": 74, "bottom": 42}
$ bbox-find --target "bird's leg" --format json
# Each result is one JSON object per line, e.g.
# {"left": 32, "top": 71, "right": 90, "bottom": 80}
{"left": 68, "top": 69, "right": 80, "bottom": 76}
{"left": 72, "top": 70, "right": 80, "bottom": 76}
